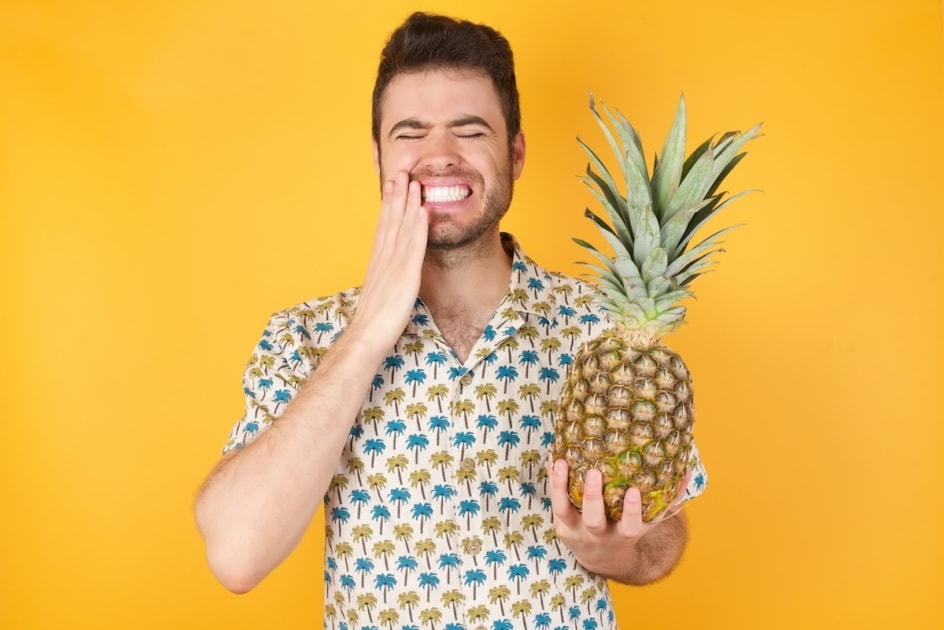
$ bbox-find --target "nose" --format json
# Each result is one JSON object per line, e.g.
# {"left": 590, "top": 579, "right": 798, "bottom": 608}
{"left": 418, "top": 130, "right": 460, "bottom": 171}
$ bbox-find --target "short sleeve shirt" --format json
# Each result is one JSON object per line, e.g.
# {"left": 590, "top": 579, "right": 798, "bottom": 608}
{"left": 225, "top": 234, "right": 708, "bottom": 629}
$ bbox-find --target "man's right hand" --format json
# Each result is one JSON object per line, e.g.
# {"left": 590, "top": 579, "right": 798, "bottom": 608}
{"left": 348, "top": 170, "right": 428, "bottom": 348}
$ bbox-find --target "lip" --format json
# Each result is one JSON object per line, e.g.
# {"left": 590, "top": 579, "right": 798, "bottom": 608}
{"left": 418, "top": 178, "right": 475, "bottom": 204}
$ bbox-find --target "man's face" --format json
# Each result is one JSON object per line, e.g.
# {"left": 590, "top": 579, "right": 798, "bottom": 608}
{"left": 374, "top": 68, "right": 526, "bottom": 251}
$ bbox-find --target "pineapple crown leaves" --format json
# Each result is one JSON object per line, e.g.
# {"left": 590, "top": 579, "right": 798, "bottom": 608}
{"left": 574, "top": 93, "right": 762, "bottom": 334}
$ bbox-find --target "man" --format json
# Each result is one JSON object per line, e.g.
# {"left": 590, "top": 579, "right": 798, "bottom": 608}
{"left": 195, "top": 12, "right": 706, "bottom": 629}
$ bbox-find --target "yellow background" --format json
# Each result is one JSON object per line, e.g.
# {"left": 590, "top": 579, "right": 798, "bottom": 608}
{"left": 2, "top": 0, "right": 942, "bottom": 627}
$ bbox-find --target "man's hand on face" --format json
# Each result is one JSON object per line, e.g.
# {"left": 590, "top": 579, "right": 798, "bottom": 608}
{"left": 348, "top": 170, "right": 428, "bottom": 348}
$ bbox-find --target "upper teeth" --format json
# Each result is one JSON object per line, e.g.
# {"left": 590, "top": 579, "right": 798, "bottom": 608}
{"left": 423, "top": 185, "right": 470, "bottom": 203}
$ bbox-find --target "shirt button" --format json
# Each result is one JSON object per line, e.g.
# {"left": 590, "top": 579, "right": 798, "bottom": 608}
{"left": 459, "top": 372, "right": 473, "bottom": 386}
{"left": 460, "top": 457, "right": 476, "bottom": 472}
{"left": 467, "top": 539, "right": 482, "bottom": 554}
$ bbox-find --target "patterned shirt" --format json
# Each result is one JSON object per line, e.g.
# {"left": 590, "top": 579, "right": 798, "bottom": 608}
{"left": 225, "top": 234, "right": 707, "bottom": 630}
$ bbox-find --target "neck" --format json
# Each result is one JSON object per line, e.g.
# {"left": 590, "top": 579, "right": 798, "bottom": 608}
{"left": 418, "top": 231, "right": 511, "bottom": 312}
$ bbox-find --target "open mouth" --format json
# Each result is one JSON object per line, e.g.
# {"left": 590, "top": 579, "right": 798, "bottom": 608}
{"left": 421, "top": 185, "right": 472, "bottom": 203}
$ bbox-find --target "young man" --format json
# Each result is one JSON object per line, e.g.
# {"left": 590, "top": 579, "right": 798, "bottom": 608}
{"left": 195, "top": 12, "right": 706, "bottom": 628}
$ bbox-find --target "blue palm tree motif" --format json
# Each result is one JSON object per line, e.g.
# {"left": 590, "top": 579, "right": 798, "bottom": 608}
{"left": 518, "top": 349, "right": 539, "bottom": 375}
{"left": 406, "top": 433, "right": 429, "bottom": 462}
{"left": 384, "top": 419, "right": 406, "bottom": 448}
{"left": 507, "top": 562, "right": 530, "bottom": 592}
{"left": 451, "top": 431, "right": 475, "bottom": 457}
{"left": 388, "top": 487, "right": 411, "bottom": 517}
{"left": 312, "top": 321, "right": 334, "bottom": 342}
{"left": 411, "top": 312, "right": 430, "bottom": 326}
{"left": 527, "top": 276, "right": 545, "bottom": 297}
{"left": 463, "top": 568, "right": 487, "bottom": 589}
{"left": 438, "top": 552, "right": 461, "bottom": 572}
{"left": 418, "top": 571, "right": 440, "bottom": 596}
{"left": 595, "top": 598, "right": 609, "bottom": 616}
{"left": 480, "top": 352, "right": 499, "bottom": 377}
{"left": 404, "top": 368, "right": 427, "bottom": 395}
{"left": 348, "top": 423, "right": 364, "bottom": 446}
{"left": 242, "top": 421, "right": 260, "bottom": 444}
{"left": 569, "top": 606, "right": 582, "bottom": 622}
{"left": 579, "top": 312, "right": 601, "bottom": 332}
{"left": 520, "top": 414, "right": 541, "bottom": 439}
{"left": 354, "top": 557, "right": 374, "bottom": 587}
{"left": 339, "top": 573, "right": 355, "bottom": 593}
{"left": 512, "top": 259, "right": 528, "bottom": 279}
{"left": 272, "top": 388, "right": 292, "bottom": 412}
{"left": 475, "top": 414, "right": 498, "bottom": 439}
{"left": 496, "top": 364, "right": 518, "bottom": 393}
{"left": 432, "top": 484, "right": 457, "bottom": 510}
{"left": 411, "top": 501, "right": 433, "bottom": 524}
{"left": 371, "top": 504, "right": 391, "bottom": 531}
{"left": 373, "top": 572, "right": 397, "bottom": 599}
{"left": 478, "top": 480, "right": 499, "bottom": 510}
{"left": 492, "top": 620, "right": 514, "bottom": 630}
{"left": 520, "top": 482, "right": 536, "bottom": 508}
{"left": 363, "top": 438, "right": 386, "bottom": 465}
{"left": 242, "top": 386, "right": 255, "bottom": 399}
{"left": 558, "top": 353, "right": 573, "bottom": 368}
{"left": 330, "top": 506, "right": 350, "bottom": 532}
{"left": 371, "top": 373, "right": 384, "bottom": 391}
{"left": 497, "top": 430, "right": 520, "bottom": 458}
{"left": 383, "top": 354, "right": 405, "bottom": 377}
{"left": 458, "top": 499, "right": 481, "bottom": 526}
{"left": 538, "top": 366, "right": 560, "bottom": 394}
{"left": 350, "top": 489, "right": 371, "bottom": 517}
{"left": 258, "top": 378, "right": 273, "bottom": 396}
{"left": 548, "top": 558, "right": 567, "bottom": 580}
{"left": 425, "top": 351, "right": 447, "bottom": 377}
{"left": 526, "top": 544, "right": 547, "bottom": 570}
{"left": 557, "top": 304, "right": 577, "bottom": 322}
{"left": 484, "top": 549, "right": 506, "bottom": 577}
{"left": 447, "top": 366, "right": 466, "bottom": 381}
{"left": 695, "top": 472, "right": 706, "bottom": 490}
{"left": 257, "top": 339, "right": 273, "bottom": 351}
{"left": 427, "top": 415, "right": 451, "bottom": 444}
{"left": 483, "top": 324, "right": 497, "bottom": 341}
{"left": 498, "top": 496, "right": 521, "bottom": 525}
{"left": 583, "top": 618, "right": 599, "bottom": 630}
{"left": 292, "top": 324, "right": 311, "bottom": 340}
{"left": 541, "top": 431, "right": 555, "bottom": 448}
{"left": 289, "top": 349, "right": 304, "bottom": 368}
{"left": 396, "top": 554, "right": 418, "bottom": 579}
{"left": 535, "top": 612, "right": 552, "bottom": 630}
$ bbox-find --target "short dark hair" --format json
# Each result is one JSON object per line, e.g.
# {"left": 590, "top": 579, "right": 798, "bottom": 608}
{"left": 371, "top": 12, "right": 521, "bottom": 148}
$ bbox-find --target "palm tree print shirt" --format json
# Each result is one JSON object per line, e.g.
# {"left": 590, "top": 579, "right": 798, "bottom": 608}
{"left": 225, "top": 234, "right": 708, "bottom": 630}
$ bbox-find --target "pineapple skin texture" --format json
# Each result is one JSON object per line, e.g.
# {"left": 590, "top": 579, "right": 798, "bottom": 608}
{"left": 552, "top": 329, "right": 694, "bottom": 522}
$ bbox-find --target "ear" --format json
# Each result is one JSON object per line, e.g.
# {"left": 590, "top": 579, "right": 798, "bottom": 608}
{"left": 372, "top": 139, "right": 381, "bottom": 175}
{"left": 511, "top": 131, "right": 526, "bottom": 180}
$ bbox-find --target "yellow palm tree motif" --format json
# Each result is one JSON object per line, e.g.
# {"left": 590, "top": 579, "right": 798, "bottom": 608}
{"left": 581, "top": 585, "right": 599, "bottom": 614}
{"left": 520, "top": 449, "right": 543, "bottom": 478}
{"left": 404, "top": 340, "right": 424, "bottom": 366}
{"left": 450, "top": 398, "right": 475, "bottom": 428}
{"left": 522, "top": 513, "right": 544, "bottom": 542}
{"left": 329, "top": 474, "right": 349, "bottom": 503}
{"left": 386, "top": 454, "right": 409, "bottom": 485}
{"left": 512, "top": 598, "right": 533, "bottom": 624}
{"left": 565, "top": 574, "right": 585, "bottom": 599}
{"left": 257, "top": 354, "right": 275, "bottom": 374}
{"left": 517, "top": 383, "right": 540, "bottom": 411}
{"left": 352, "top": 524, "right": 373, "bottom": 555}
{"left": 434, "top": 519, "right": 459, "bottom": 551}
{"left": 378, "top": 607, "right": 399, "bottom": 627}
{"left": 408, "top": 469, "right": 431, "bottom": 500}
{"left": 372, "top": 539, "right": 395, "bottom": 571}
{"left": 346, "top": 457, "right": 365, "bottom": 485}
{"left": 474, "top": 382, "right": 498, "bottom": 412}
{"left": 475, "top": 449, "right": 498, "bottom": 476}
{"left": 393, "top": 523, "right": 414, "bottom": 554}
{"left": 497, "top": 398, "right": 519, "bottom": 426}
{"left": 425, "top": 384, "right": 449, "bottom": 413}
{"left": 541, "top": 336, "right": 561, "bottom": 362}
{"left": 363, "top": 406, "right": 385, "bottom": 433}
{"left": 518, "top": 324, "right": 539, "bottom": 347}
{"left": 356, "top": 592, "right": 378, "bottom": 623}
{"left": 405, "top": 402, "right": 427, "bottom": 430}
{"left": 383, "top": 387, "right": 405, "bottom": 416}
{"left": 467, "top": 604, "right": 490, "bottom": 624}
{"left": 561, "top": 325, "right": 582, "bottom": 351}
{"left": 550, "top": 594, "right": 567, "bottom": 622}
{"left": 419, "top": 607, "right": 442, "bottom": 627}
{"left": 414, "top": 538, "right": 437, "bottom": 570}
{"left": 430, "top": 451, "right": 454, "bottom": 482}
{"left": 441, "top": 588, "right": 466, "bottom": 617}
{"left": 488, "top": 585, "right": 511, "bottom": 617}
{"left": 335, "top": 541, "right": 354, "bottom": 573}
{"left": 503, "top": 531, "right": 524, "bottom": 560}
{"left": 366, "top": 473, "right": 387, "bottom": 502}
{"left": 482, "top": 516, "right": 502, "bottom": 546}
{"left": 530, "top": 578, "right": 551, "bottom": 609}
{"left": 398, "top": 591, "right": 420, "bottom": 622}
{"left": 499, "top": 335, "right": 520, "bottom": 361}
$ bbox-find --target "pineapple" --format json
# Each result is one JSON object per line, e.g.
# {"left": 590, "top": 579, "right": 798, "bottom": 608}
{"left": 552, "top": 95, "right": 760, "bottom": 522}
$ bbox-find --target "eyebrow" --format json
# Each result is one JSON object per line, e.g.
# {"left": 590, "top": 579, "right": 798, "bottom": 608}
{"left": 387, "top": 116, "right": 495, "bottom": 139}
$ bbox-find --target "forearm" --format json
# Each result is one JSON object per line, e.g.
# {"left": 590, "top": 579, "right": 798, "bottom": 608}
{"left": 581, "top": 511, "right": 688, "bottom": 585}
{"left": 194, "top": 329, "right": 384, "bottom": 593}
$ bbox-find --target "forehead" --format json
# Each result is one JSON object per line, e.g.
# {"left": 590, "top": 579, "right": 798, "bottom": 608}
{"left": 379, "top": 68, "right": 507, "bottom": 134}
